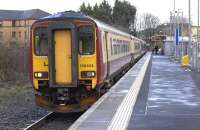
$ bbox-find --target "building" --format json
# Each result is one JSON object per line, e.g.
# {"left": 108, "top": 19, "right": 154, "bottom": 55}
{"left": 0, "top": 9, "right": 50, "bottom": 47}
{"left": 151, "top": 34, "right": 166, "bottom": 50}
{"left": 191, "top": 26, "right": 200, "bottom": 42}
{"left": 155, "top": 23, "right": 190, "bottom": 37}
{"left": 163, "top": 36, "right": 189, "bottom": 56}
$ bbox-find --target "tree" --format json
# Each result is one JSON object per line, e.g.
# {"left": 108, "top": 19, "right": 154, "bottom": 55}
{"left": 86, "top": 4, "right": 93, "bottom": 16}
{"left": 96, "top": 0, "right": 112, "bottom": 23}
{"left": 80, "top": 2, "right": 93, "bottom": 16}
{"left": 93, "top": 3, "right": 100, "bottom": 18}
{"left": 113, "top": 0, "right": 136, "bottom": 31}
{"left": 79, "top": 0, "right": 137, "bottom": 34}
{"left": 80, "top": 2, "right": 87, "bottom": 14}
{"left": 80, "top": 1, "right": 112, "bottom": 24}
{"left": 137, "top": 13, "right": 160, "bottom": 40}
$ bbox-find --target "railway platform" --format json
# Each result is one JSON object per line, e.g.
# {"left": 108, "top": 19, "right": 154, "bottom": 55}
{"left": 69, "top": 53, "right": 200, "bottom": 130}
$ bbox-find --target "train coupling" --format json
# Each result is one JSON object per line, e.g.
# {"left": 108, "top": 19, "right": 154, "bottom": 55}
{"left": 56, "top": 88, "right": 70, "bottom": 105}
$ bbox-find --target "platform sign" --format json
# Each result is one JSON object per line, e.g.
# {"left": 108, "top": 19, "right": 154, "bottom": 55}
{"left": 175, "top": 28, "right": 179, "bottom": 46}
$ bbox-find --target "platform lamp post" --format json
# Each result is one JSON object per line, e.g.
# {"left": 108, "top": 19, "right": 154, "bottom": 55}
{"left": 177, "top": 9, "right": 184, "bottom": 59}
{"left": 174, "top": 10, "right": 180, "bottom": 60}
{"left": 198, "top": 0, "right": 200, "bottom": 42}
{"left": 173, "top": 0, "right": 177, "bottom": 59}
{"left": 170, "top": 11, "right": 175, "bottom": 57}
{"left": 179, "top": 10, "right": 184, "bottom": 58}
{"left": 197, "top": 0, "right": 199, "bottom": 43}
{"left": 197, "top": 0, "right": 200, "bottom": 72}
{"left": 174, "top": 0, "right": 176, "bottom": 11}
{"left": 188, "top": 0, "right": 193, "bottom": 67}
{"left": 179, "top": 11, "right": 184, "bottom": 58}
{"left": 198, "top": 0, "right": 199, "bottom": 42}
{"left": 170, "top": 11, "right": 172, "bottom": 40}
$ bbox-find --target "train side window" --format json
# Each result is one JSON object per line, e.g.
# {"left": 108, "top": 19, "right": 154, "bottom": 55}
{"left": 135, "top": 42, "right": 139, "bottom": 50}
{"left": 120, "top": 44, "right": 123, "bottom": 54}
{"left": 113, "top": 39, "right": 116, "bottom": 55}
{"left": 123, "top": 44, "right": 126, "bottom": 53}
{"left": 78, "top": 26, "right": 94, "bottom": 55}
{"left": 137, "top": 42, "right": 140, "bottom": 49}
{"left": 34, "top": 28, "right": 48, "bottom": 56}
{"left": 113, "top": 44, "right": 116, "bottom": 55}
{"left": 117, "top": 44, "right": 120, "bottom": 54}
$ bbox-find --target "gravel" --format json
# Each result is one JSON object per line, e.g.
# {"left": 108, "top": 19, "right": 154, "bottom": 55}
{"left": 0, "top": 83, "right": 48, "bottom": 130}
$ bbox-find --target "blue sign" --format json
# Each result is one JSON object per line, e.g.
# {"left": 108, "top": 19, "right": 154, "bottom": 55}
{"left": 175, "top": 28, "right": 179, "bottom": 46}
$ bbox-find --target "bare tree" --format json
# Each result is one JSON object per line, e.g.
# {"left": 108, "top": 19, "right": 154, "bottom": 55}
{"left": 136, "top": 13, "right": 160, "bottom": 40}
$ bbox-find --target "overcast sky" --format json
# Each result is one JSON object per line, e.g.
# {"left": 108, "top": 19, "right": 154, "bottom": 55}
{"left": 0, "top": 0, "right": 199, "bottom": 25}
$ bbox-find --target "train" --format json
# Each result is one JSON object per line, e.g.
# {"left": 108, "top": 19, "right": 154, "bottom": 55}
{"left": 30, "top": 11, "right": 145, "bottom": 113}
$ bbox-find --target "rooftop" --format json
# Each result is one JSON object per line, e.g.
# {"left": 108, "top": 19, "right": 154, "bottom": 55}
{"left": 0, "top": 9, "right": 50, "bottom": 20}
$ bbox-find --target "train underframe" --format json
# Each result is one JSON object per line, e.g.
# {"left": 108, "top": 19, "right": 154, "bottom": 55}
{"left": 35, "top": 88, "right": 98, "bottom": 113}
{"left": 35, "top": 54, "right": 143, "bottom": 113}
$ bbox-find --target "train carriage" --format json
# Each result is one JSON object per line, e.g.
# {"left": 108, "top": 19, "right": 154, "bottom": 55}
{"left": 30, "top": 11, "right": 145, "bottom": 113}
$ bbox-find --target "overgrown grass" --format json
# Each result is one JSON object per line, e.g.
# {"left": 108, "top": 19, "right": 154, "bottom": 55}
{"left": 0, "top": 83, "right": 33, "bottom": 105}
{"left": 0, "top": 45, "right": 29, "bottom": 81}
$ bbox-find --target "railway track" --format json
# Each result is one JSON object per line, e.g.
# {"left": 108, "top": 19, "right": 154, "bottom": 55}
{"left": 24, "top": 112, "right": 83, "bottom": 130}
{"left": 23, "top": 54, "right": 145, "bottom": 130}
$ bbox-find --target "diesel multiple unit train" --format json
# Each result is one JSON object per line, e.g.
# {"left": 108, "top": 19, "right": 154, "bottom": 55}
{"left": 30, "top": 11, "right": 145, "bottom": 113}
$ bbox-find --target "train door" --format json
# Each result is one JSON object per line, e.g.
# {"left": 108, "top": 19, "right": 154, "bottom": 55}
{"left": 102, "top": 31, "right": 109, "bottom": 78}
{"left": 48, "top": 23, "right": 78, "bottom": 88}
{"left": 54, "top": 30, "right": 72, "bottom": 84}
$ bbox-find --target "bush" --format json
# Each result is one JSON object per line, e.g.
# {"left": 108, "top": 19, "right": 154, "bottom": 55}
{"left": 0, "top": 45, "right": 29, "bottom": 82}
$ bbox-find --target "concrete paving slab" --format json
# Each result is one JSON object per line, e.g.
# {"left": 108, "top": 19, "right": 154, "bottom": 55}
{"left": 68, "top": 53, "right": 151, "bottom": 130}
{"left": 128, "top": 55, "right": 200, "bottom": 130}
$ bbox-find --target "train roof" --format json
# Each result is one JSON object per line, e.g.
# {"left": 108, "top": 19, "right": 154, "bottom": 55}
{"left": 41, "top": 11, "right": 144, "bottom": 42}
{"left": 42, "top": 11, "right": 90, "bottom": 20}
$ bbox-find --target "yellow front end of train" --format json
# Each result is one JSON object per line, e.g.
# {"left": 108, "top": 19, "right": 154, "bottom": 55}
{"left": 31, "top": 20, "right": 98, "bottom": 112}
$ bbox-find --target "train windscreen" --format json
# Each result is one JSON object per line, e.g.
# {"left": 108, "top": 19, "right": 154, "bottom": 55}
{"left": 34, "top": 28, "right": 48, "bottom": 56}
{"left": 78, "top": 26, "right": 94, "bottom": 55}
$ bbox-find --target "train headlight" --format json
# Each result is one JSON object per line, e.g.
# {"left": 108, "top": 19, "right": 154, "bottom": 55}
{"left": 34, "top": 72, "right": 48, "bottom": 79}
{"left": 38, "top": 73, "right": 42, "bottom": 78}
{"left": 81, "top": 71, "right": 95, "bottom": 78}
{"left": 34, "top": 73, "right": 38, "bottom": 78}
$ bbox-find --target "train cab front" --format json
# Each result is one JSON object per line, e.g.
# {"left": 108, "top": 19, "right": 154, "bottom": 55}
{"left": 30, "top": 13, "right": 98, "bottom": 113}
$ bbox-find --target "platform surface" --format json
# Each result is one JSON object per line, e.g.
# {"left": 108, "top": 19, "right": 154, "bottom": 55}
{"left": 68, "top": 53, "right": 151, "bottom": 130}
{"left": 128, "top": 55, "right": 200, "bottom": 130}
